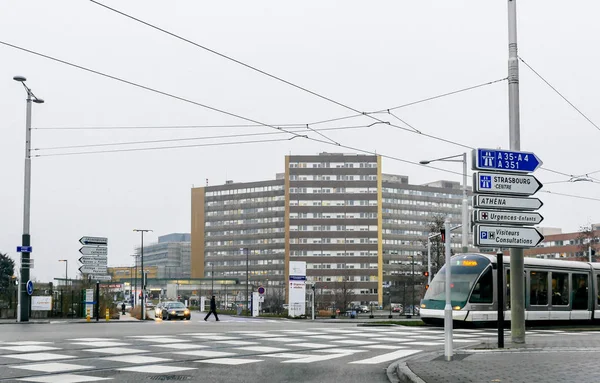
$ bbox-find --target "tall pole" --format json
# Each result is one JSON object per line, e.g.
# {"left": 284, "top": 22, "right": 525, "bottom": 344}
{"left": 15, "top": 77, "right": 43, "bottom": 323}
{"left": 427, "top": 239, "right": 432, "bottom": 284}
{"left": 211, "top": 261, "right": 214, "bottom": 294}
{"left": 508, "top": 0, "right": 525, "bottom": 344}
{"left": 65, "top": 260, "right": 68, "bottom": 286}
{"left": 444, "top": 218, "right": 453, "bottom": 361}
{"left": 245, "top": 248, "right": 249, "bottom": 315}
{"left": 411, "top": 257, "right": 415, "bottom": 315}
{"left": 134, "top": 229, "right": 152, "bottom": 320}
{"left": 461, "top": 152, "right": 469, "bottom": 253}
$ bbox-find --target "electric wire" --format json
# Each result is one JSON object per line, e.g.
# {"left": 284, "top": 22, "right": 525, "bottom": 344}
{"left": 519, "top": 56, "right": 600, "bottom": 132}
{"left": 541, "top": 190, "right": 600, "bottom": 202}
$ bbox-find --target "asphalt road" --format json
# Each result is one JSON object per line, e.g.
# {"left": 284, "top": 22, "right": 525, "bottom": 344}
{"left": 0, "top": 315, "right": 489, "bottom": 383}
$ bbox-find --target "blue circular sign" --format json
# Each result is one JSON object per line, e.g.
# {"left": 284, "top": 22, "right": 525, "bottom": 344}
{"left": 26, "top": 280, "right": 34, "bottom": 296}
{"left": 257, "top": 286, "right": 265, "bottom": 295}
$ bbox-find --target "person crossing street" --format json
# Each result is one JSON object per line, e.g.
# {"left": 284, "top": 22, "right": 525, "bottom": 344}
{"left": 204, "top": 295, "right": 219, "bottom": 321}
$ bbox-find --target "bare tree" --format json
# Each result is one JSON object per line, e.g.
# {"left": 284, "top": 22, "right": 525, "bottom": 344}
{"left": 264, "top": 285, "right": 285, "bottom": 314}
{"left": 577, "top": 225, "right": 600, "bottom": 261}
{"left": 333, "top": 277, "right": 357, "bottom": 311}
{"left": 420, "top": 214, "right": 453, "bottom": 277}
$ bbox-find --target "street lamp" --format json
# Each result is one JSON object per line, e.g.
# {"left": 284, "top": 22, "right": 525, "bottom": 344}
{"left": 241, "top": 248, "right": 249, "bottom": 315}
{"left": 134, "top": 229, "right": 152, "bottom": 320}
{"left": 58, "top": 260, "right": 68, "bottom": 287}
{"left": 14, "top": 76, "right": 44, "bottom": 323}
{"left": 408, "top": 255, "right": 416, "bottom": 316}
{"left": 420, "top": 153, "right": 469, "bottom": 253}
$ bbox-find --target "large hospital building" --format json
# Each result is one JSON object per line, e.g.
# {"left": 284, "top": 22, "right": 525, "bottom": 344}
{"left": 191, "top": 153, "right": 468, "bottom": 306}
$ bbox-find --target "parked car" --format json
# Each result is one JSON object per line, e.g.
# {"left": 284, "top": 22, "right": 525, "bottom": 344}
{"left": 392, "top": 306, "right": 402, "bottom": 313}
{"left": 155, "top": 301, "right": 191, "bottom": 320}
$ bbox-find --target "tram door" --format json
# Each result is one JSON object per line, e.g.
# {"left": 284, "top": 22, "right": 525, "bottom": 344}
{"left": 571, "top": 273, "right": 591, "bottom": 320}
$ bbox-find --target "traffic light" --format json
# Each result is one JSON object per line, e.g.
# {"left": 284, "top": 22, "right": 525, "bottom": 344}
{"left": 440, "top": 229, "right": 446, "bottom": 243}
{"left": 425, "top": 284, "right": 430, "bottom": 290}
{"left": 423, "top": 271, "right": 429, "bottom": 277}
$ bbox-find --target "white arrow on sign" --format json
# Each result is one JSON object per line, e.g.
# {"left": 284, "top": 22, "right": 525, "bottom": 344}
{"left": 475, "top": 224, "right": 544, "bottom": 248}
{"left": 91, "top": 275, "right": 112, "bottom": 281}
{"left": 473, "top": 209, "right": 544, "bottom": 225}
{"left": 79, "top": 246, "right": 108, "bottom": 256}
{"left": 79, "top": 265, "right": 108, "bottom": 274}
{"left": 79, "top": 256, "right": 107, "bottom": 265}
{"left": 472, "top": 195, "right": 543, "bottom": 211}
{"left": 79, "top": 236, "right": 108, "bottom": 246}
{"left": 473, "top": 172, "right": 543, "bottom": 196}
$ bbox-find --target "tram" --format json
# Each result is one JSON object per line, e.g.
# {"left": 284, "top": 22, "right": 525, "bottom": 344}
{"left": 420, "top": 253, "right": 600, "bottom": 325}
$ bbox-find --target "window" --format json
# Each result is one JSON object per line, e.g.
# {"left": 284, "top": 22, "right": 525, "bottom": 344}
{"left": 551, "top": 272, "right": 569, "bottom": 306}
{"left": 529, "top": 271, "right": 548, "bottom": 306}
{"left": 572, "top": 273, "right": 588, "bottom": 310}
{"left": 469, "top": 267, "right": 493, "bottom": 303}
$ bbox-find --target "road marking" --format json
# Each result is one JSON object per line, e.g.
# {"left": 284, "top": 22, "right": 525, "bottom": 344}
{"left": 407, "top": 335, "right": 442, "bottom": 340}
{"left": 71, "top": 342, "right": 131, "bottom": 348}
{"left": 0, "top": 345, "right": 60, "bottom": 352}
{"left": 214, "top": 340, "right": 258, "bottom": 346}
{"left": 118, "top": 365, "right": 196, "bottom": 373}
{"left": 281, "top": 354, "right": 349, "bottom": 363}
{"left": 102, "top": 355, "right": 171, "bottom": 364}
{"left": 402, "top": 341, "right": 444, "bottom": 346}
{"left": 11, "top": 362, "right": 92, "bottom": 373}
{"left": 350, "top": 349, "right": 420, "bottom": 364}
{"left": 369, "top": 337, "right": 413, "bottom": 343}
{"left": 67, "top": 338, "right": 119, "bottom": 342}
{"left": 175, "top": 350, "right": 235, "bottom": 358}
{"left": 196, "top": 358, "right": 263, "bottom": 365}
{"left": 193, "top": 335, "right": 240, "bottom": 341}
{"left": 150, "top": 344, "right": 208, "bottom": 350}
{"left": 5, "top": 341, "right": 53, "bottom": 345}
{"left": 333, "top": 340, "right": 376, "bottom": 346}
{"left": 82, "top": 347, "right": 148, "bottom": 355}
{"left": 279, "top": 331, "right": 324, "bottom": 336}
{"left": 137, "top": 338, "right": 190, "bottom": 343}
{"left": 307, "top": 335, "right": 347, "bottom": 340}
{"left": 3, "top": 352, "right": 75, "bottom": 362}
{"left": 363, "top": 344, "right": 407, "bottom": 350}
{"left": 288, "top": 342, "right": 335, "bottom": 349}
{"left": 234, "top": 346, "right": 288, "bottom": 353}
{"left": 263, "top": 337, "right": 305, "bottom": 343}
{"left": 16, "top": 373, "right": 111, "bottom": 382}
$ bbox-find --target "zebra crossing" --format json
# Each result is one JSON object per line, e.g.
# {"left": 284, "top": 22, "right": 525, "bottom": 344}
{"left": 0, "top": 326, "right": 568, "bottom": 382}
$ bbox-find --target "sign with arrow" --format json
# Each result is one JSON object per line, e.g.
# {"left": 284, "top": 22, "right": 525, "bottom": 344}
{"left": 473, "top": 195, "right": 543, "bottom": 211}
{"left": 79, "top": 265, "right": 107, "bottom": 274}
{"left": 473, "top": 172, "right": 543, "bottom": 196}
{"left": 79, "top": 256, "right": 107, "bottom": 265}
{"left": 475, "top": 224, "right": 544, "bottom": 248}
{"left": 473, "top": 209, "right": 544, "bottom": 225}
{"left": 472, "top": 148, "right": 542, "bottom": 173}
{"left": 79, "top": 246, "right": 107, "bottom": 256}
{"left": 79, "top": 236, "right": 108, "bottom": 246}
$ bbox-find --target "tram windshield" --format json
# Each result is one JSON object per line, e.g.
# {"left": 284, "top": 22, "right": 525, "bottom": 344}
{"left": 423, "top": 254, "right": 492, "bottom": 308}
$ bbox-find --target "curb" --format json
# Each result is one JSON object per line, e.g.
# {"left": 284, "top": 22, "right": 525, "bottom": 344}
{"left": 395, "top": 361, "right": 426, "bottom": 383}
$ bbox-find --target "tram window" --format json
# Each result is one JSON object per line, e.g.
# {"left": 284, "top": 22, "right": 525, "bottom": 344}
{"left": 530, "top": 271, "right": 548, "bottom": 306}
{"left": 572, "top": 274, "right": 588, "bottom": 310}
{"left": 551, "top": 273, "right": 569, "bottom": 306}
{"left": 597, "top": 275, "right": 600, "bottom": 305}
{"left": 469, "top": 267, "right": 493, "bottom": 303}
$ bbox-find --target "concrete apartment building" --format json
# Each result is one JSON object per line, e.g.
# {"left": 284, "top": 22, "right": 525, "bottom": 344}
{"left": 525, "top": 225, "right": 600, "bottom": 261}
{"left": 191, "top": 153, "right": 467, "bottom": 306}
{"left": 134, "top": 233, "right": 192, "bottom": 279}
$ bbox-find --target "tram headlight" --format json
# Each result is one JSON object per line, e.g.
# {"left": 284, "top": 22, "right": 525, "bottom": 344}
{"left": 453, "top": 306, "right": 462, "bottom": 310}
{"left": 420, "top": 304, "right": 426, "bottom": 308}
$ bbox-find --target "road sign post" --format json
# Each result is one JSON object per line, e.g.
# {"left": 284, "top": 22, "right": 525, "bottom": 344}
{"left": 472, "top": 148, "right": 542, "bottom": 173}
{"left": 78, "top": 236, "right": 109, "bottom": 282}
{"left": 475, "top": 225, "right": 544, "bottom": 248}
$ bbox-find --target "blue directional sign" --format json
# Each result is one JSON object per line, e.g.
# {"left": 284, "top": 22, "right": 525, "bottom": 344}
{"left": 17, "top": 246, "right": 32, "bottom": 253}
{"left": 472, "top": 148, "right": 542, "bottom": 173}
{"left": 26, "top": 280, "right": 34, "bottom": 296}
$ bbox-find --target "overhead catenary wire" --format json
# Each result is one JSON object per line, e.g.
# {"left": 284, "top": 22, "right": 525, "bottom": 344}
{"left": 519, "top": 56, "right": 600, "bottom": 132}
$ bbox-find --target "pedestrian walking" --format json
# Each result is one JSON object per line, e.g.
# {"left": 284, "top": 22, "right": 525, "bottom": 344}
{"left": 121, "top": 302, "right": 126, "bottom": 315}
{"left": 204, "top": 295, "right": 219, "bottom": 321}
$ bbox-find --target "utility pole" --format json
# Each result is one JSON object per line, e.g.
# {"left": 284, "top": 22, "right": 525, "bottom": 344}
{"left": 134, "top": 229, "right": 152, "bottom": 320}
{"left": 13, "top": 76, "right": 44, "bottom": 323}
{"left": 507, "top": 0, "right": 525, "bottom": 344}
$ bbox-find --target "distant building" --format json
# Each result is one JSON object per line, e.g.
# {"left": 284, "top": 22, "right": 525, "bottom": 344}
{"left": 525, "top": 226, "right": 600, "bottom": 261}
{"left": 134, "top": 233, "right": 191, "bottom": 279}
{"left": 191, "top": 153, "right": 469, "bottom": 307}
{"left": 107, "top": 266, "right": 159, "bottom": 283}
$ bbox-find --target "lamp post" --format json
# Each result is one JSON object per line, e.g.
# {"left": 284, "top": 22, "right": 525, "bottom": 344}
{"left": 14, "top": 76, "right": 44, "bottom": 323}
{"left": 420, "top": 153, "right": 469, "bottom": 253}
{"left": 408, "top": 255, "right": 416, "bottom": 316}
{"left": 241, "top": 248, "right": 249, "bottom": 315}
{"left": 211, "top": 261, "right": 214, "bottom": 294}
{"left": 387, "top": 290, "right": 392, "bottom": 319}
{"left": 134, "top": 229, "right": 152, "bottom": 320}
{"left": 58, "top": 260, "right": 67, "bottom": 287}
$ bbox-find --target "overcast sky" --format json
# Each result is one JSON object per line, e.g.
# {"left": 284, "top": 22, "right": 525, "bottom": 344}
{"left": 1, "top": 1, "right": 599, "bottom": 282}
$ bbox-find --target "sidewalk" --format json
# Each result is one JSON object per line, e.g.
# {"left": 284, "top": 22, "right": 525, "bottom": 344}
{"left": 393, "top": 333, "right": 600, "bottom": 383}
{"left": 0, "top": 312, "right": 140, "bottom": 324}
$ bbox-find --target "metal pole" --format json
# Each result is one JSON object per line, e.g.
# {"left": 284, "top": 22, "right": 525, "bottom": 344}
{"left": 65, "top": 260, "right": 68, "bottom": 286}
{"left": 411, "top": 258, "right": 415, "bottom": 316}
{"left": 134, "top": 258, "right": 137, "bottom": 308}
{"left": 589, "top": 244, "right": 592, "bottom": 263}
{"left": 427, "top": 239, "right": 432, "bottom": 285}
{"left": 497, "top": 250, "right": 505, "bottom": 348}
{"left": 211, "top": 261, "right": 214, "bottom": 294}
{"left": 95, "top": 281, "right": 99, "bottom": 322}
{"left": 141, "top": 232, "right": 145, "bottom": 321}
{"left": 245, "top": 248, "right": 249, "bottom": 315}
{"left": 19, "top": 95, "right": 33, "bottom": 322}
{"left": 461, "top": 152, "right": 469, "bottom": 253}
{"left": 444, "top": 218, "right": 453, "bottom": 361}
{"left": 508, "top": 0, "right": 525, "bottom": 344}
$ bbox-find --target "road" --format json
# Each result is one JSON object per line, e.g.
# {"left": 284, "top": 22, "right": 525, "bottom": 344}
{"left": 0, "top": 315, "right": 496, "bottom": 383}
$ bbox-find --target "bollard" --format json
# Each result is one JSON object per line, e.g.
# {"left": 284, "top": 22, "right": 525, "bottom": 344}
{"left": 105, "top": 308, "right": 110, "bottom": 322}
{"left": 86, "top": 308, "right": 91, "bottom": 322}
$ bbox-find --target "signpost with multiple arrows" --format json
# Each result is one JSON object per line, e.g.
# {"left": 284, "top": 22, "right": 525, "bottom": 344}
{"left": 471, "top": 148, "right": 545, "bottom": 248}
{"left": 78, "top": 236, "right": 110, "bottom": 281}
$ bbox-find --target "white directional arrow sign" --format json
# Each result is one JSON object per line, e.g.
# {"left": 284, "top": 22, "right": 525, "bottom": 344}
{"left": 91, "top": 275, "right": 112, "bottom": 281}
{"left": 79, "top": 246, "right": 107, "bottom": 256}
{"left": 79, "top": 256, "right": 107, "bottom": 265}
{"left": 475, "top": 224, "right": 544, "bottom": 248}
{"left": 79, "top": 236, "right": 108, "bottom": 246}
{"left": 472, "top": 195, "right": 543, "bottom": 211}
{"left": 473, "top": 210, "right": 544, "bottom": 225}
{"left": 79, "top": 265, "right": 108, "bottom": 274}
{"left": 473, "top": 172, "right": 543, "bottom": 196}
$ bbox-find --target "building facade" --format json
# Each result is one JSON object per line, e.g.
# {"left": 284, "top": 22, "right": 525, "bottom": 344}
{"left": 134, "top": 233, "right": 191, "bottom": 279}
{"left": 191, "top": 153, "right": 468, "bottom": 307}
